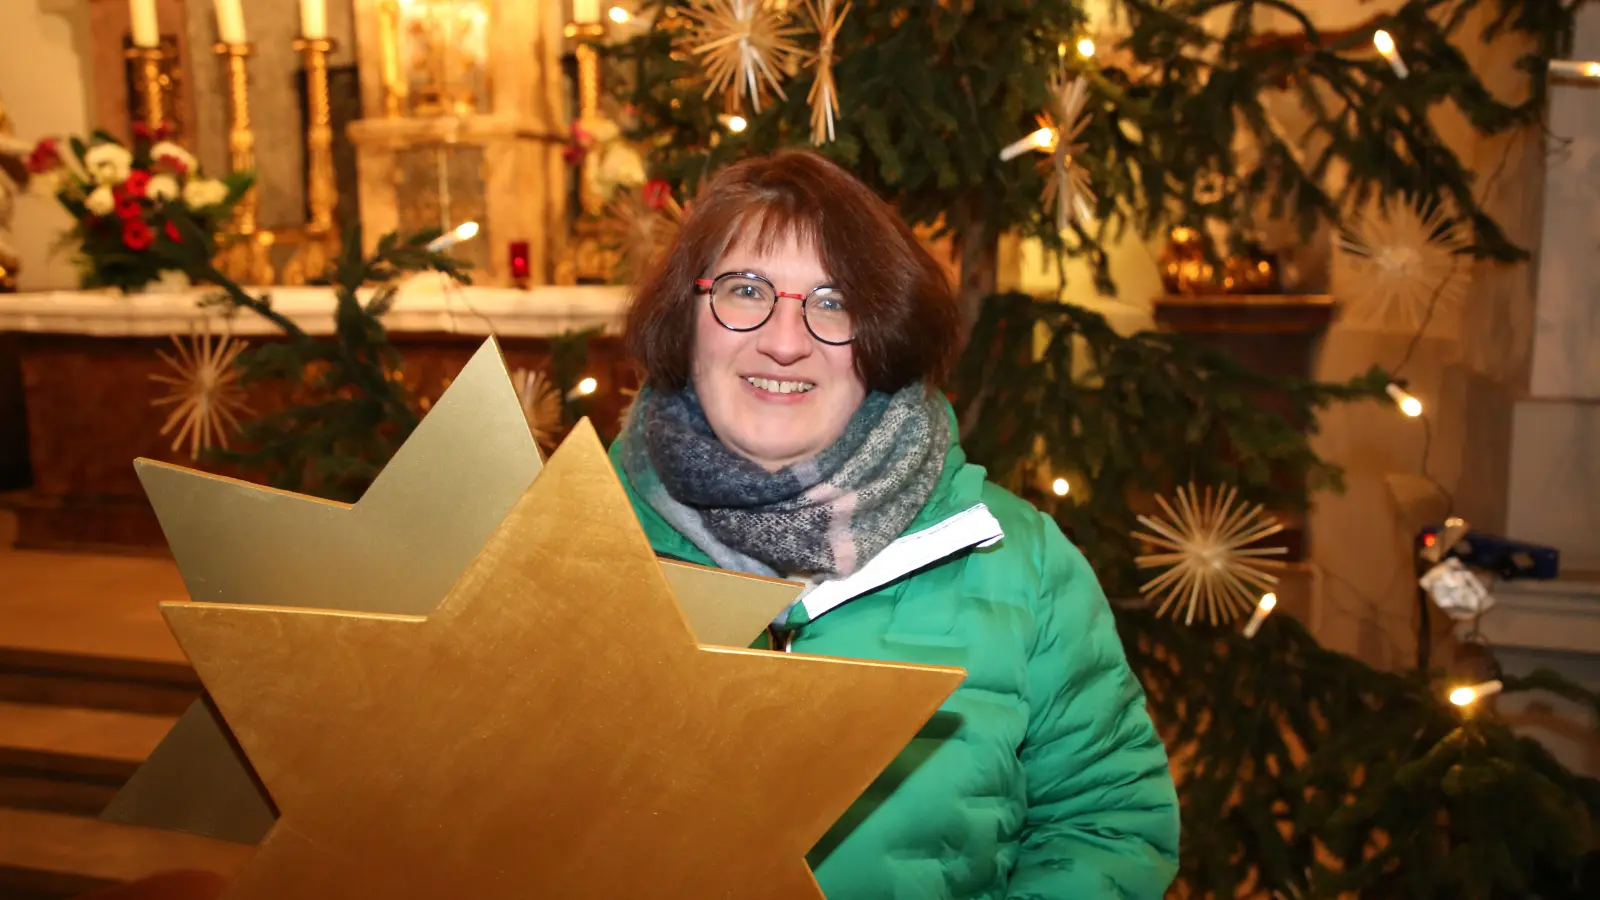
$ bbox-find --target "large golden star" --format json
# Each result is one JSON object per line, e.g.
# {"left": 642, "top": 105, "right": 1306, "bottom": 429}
{"left": 159, "top": 419, "right": 964, "bottom": 898}
{"left": 106, "top": 339, "right": 806, "bottom": 844}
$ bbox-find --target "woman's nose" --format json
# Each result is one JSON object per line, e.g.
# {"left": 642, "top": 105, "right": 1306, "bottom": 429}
{"left": 755, "top": 296, "right": 813, "bottom": 363}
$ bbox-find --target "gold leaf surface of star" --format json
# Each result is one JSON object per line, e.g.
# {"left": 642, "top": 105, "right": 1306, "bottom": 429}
{"left": 150, "top": 323, "right": 253, "bottom": 460}
{"left": 804, "top": 0, "right": 851, "bottom": 144}
{"left": 106, "top": 338, "right": 804, "bottom": 846}
{"left": 682, "top": 0, "right": 806, "bottom": 114}
{"left": 1133, "top": 482, "right": 1287, "bottom": 626}
{"left": 1038, "top": 73, "right": 1096, "bottom": 233}
{"left": 1336, "top": 197, "right": 1469, "bottom": 334}
{"left": 160, "top": 418, "right": 964, "bottom": 899}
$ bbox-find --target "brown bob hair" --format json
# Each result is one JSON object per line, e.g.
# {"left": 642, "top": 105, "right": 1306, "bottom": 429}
{"left": 624, "top": 150, "right": 963, "bottom": 393}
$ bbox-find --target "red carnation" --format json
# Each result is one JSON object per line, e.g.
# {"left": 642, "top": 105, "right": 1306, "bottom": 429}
{"left": 122, "top": 219, "right": 154, "bottom": 251}
{"left": 164, "top": 221, "right": 183, "bottom": 243}
{"left": 123, "top": 170, "right": 151, "bottom": 198}
{"left": 114, "top": 192, "right": 144, "bottom": 221}
{"left": 25, "top": 139, "right": 61, "bottom": 174}
{"left": 154, "top": 154, "right": 190, "bottom": 177}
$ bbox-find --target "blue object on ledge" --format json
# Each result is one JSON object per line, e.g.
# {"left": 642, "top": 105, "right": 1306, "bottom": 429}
{"left": 1420, "top": 525, "right": 1561, "bottom": 580}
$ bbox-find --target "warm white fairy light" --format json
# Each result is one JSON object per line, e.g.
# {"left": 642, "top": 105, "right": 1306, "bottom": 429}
{"left": 1241, "top": 592, "right": 1277, "bottom": 639}
{"left": 1373, "top": 29, "right": 1408, "bottom": 78}
{"left": 1051, "top": 477, "right": 1070, "bottom": 497}
{"left": 1449, "top": 679, "right": 1503, "bottom": 707}
{"left": 725, "top": 114, "right": 749, "bottom": 133}
{"left": 1386, "top": 383, "right": 1423, "bottom": 417}
{"left": 425, "top": 221, "right": 479, "bottom": 252}
{"left": 999, "top": 126, "right": 1055, "bottom": 162}
{"left": 567, "top": 376, "right": 599, "bottom": 401}
{"left": 1547, "top": 60, "right": 1600, "bottom": 79}
{"left": 1076, "top": 37, "right": 1096, "bottom": 57}
{"left": 1134, "top": 483, "right": 1288, "bottom": 626}
{"left": 608, "top": 6, "right": 630, "bottom": 23}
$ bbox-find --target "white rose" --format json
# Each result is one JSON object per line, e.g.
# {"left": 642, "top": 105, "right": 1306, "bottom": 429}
{"left": 29, "top": 170, "right": 65, "bottom": 198}
{"left": 599, "top": 144, "right": 646, "bottom": 188}
{"left": 581, "top": 116, "right": 621, "bottom": 145}
{"left": 150, "top": 141, "right": 196, "bottom": 174}
{"left": 147, "top": 174, "right": 181, "bottom": 203}
{"left": 183, "top": 178, "right": 229, "bottom": 210}
{"left": 83, "top": 143, "right": 133, "bottom": 184}
{"left": 84, "top": 184, "right": 115, "bottom": 216}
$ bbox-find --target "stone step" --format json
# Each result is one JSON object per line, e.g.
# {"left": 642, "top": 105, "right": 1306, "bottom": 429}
{"left": 0, "top": 701, "right": 177, "bottom": 816}
{"left": 0, "top": 807, "right": 248, "bottom": 900}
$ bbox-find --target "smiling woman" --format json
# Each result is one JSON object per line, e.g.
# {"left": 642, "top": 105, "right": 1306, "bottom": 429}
{"left": 609, "top": 150, "right": 1180, "bottom": 899}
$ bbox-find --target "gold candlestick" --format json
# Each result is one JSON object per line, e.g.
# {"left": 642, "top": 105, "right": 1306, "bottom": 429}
{"left": 289, "top": 36, "right": 340, "bottom": 283}
{"left": 126, "top": 46, "right": 169, "bottom": 133}
{"left": 566, "top": 21, "right": 607, "bottom": 217}
{"left": 213, "top": 42, "right": 274, "bottom": 285}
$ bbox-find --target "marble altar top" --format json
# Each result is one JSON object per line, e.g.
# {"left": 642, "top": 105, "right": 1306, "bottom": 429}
{"left": 0, "top": 278, "right": 631, "bottom": 338}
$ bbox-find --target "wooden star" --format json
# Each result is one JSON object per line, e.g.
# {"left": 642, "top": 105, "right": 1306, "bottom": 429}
{"left": 106, "top": 339, "right": 807, "bottom": 845}
{"left": 160, "top": 419, "right": 962, "bottom": 898}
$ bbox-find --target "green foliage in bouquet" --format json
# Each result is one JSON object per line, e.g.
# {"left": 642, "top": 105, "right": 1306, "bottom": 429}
{"left": 25, "top": 127, "right": 251, "bottom": 292}
{"left": 163, "top": 221, "right": 470, "bottom": 501}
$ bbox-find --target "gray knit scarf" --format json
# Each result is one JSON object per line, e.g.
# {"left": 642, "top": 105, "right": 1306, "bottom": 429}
{"left": 616, "top": 381, "right": 949, "bottom": 580}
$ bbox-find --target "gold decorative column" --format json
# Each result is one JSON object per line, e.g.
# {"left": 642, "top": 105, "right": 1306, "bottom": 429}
{"left": 566, "top": 21, "right": 606, "bottom": 216}
{"left": 126, "top": 46, "right": 170, "bottom": 132}
{"left": 214, "top": 42, "right": 274, "bottom": 284}
{"left": 287, "top": 37, "right": 341, "bottom": 284}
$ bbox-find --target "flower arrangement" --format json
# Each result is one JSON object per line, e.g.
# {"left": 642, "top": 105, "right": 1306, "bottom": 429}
{"left": 26, "top": 125, "right": 251, "bottom": 293}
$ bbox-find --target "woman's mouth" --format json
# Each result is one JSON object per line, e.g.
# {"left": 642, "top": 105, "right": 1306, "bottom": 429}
{"left": 743, "top": 376, "right": 816, "bottom": 396}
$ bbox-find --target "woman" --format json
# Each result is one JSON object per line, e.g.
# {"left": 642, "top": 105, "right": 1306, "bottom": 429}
{"left": 612, "top": 150, "right": 1179, "bottom": 899}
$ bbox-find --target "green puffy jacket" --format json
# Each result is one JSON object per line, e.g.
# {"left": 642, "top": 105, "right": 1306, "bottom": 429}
{"left": 609, "top": 418, "right": 1181, "bottom": 899}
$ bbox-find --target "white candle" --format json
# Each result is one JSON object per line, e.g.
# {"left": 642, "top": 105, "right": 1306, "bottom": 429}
{"left": 300, "top": 0, "right": 327, "bottom": 40}
{"left": 574, "top": 0, "right": 601, "bottom": 24}
{"left": 214, "top": 0, "right": 247, "bottom": 45}
{"left": 998, "top": 127, "right": 1053, "bottom": 162}
{"left": 129, "top": 0, "right": 160, "bottom": 48}
{"left": 1548, "top": 59, "right": 1600, "bottom": 79}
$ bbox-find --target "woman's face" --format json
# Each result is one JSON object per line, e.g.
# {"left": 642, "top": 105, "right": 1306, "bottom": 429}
{"left": 691, "top": 230, "right": 866, "bottom": 471}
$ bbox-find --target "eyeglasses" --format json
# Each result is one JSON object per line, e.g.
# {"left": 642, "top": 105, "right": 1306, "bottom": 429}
{"left": 693, "top": 271, "right": 854, "bottom": 345}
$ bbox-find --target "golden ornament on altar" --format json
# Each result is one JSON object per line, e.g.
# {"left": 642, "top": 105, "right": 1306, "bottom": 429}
{"left": 681, "top": 0, "right": 806, "bottom": 114}
{"left": 1158, "top": 227, "right": 1281, "bottom": 295}
{"left": 107, "top": 339, "right": 810, "bottom": 845}
{"left": 1133, "top": 482, "right": 1288, "bottom": 626}
{"left": 149, "top": 323, "right": 253, "bottom": 460}
{"left": 155, "top": 411, "right": 962, "bottom": 898}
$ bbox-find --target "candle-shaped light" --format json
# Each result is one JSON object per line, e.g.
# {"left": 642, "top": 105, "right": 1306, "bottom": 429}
{"left": 999, "top": 126, "right": 1054, "bottom": 162}
{"left": 1076, "top": 38, "right": 1096, "bottom": 58}
{"left": 574, "top": 0, "right": 601, "bottom": 24}
{"left": 300, "top": 0, "right": 328, "bottom": 40}
{"left": 1242, "top": 592, "right": 1277, "bottom": 639}
{"left": 1372, "top": 30, "right": 1409, "bottom": 79}
{"left": 214, "top": 0, "right": 247, "bottom": 45}
{"left": 424, "top": 221, "right": 480, "bottom": 252}
{"left": 1449, "top": 679, "right": 1503, "bottom": 707}
{"left": 566, "top": 376, "right": 600, "bottom": 401}
{"left": 1548, "top": 59, "right": 1600, "bottom": 79}
{"left": 129, "top": 0, "right": 160, "bottom": 48}
{"left": 1051, "top": 478, "right": 1070, "bottom": 497}
{"left": 1386, "top": 383, "right": 1423, "bottom": 417}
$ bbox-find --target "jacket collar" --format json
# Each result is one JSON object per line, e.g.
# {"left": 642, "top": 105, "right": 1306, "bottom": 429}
{"left": 608, "top": 398, "right": 1003, "bottom": 627}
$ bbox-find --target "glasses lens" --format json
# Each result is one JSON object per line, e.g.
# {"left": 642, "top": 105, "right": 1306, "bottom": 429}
{"left": 710, "top": 275, "right": 775, "bottom": 330}
{"left": 806, "top": 288, "right": 853, "bottom": 344}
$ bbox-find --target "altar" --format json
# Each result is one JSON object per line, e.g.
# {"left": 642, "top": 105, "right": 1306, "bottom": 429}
{"left": 0, "top": 283, "right": 634, "bottom": 552}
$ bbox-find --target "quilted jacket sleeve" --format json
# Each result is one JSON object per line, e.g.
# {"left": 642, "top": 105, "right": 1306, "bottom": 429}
{"left": 1005, "top": 516, "right": 1180, "bottom": 899}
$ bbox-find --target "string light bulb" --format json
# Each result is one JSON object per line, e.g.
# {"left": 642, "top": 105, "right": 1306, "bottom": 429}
{"left": 425, "top": 221, "right": 479, "bottom": 252}
{"left": 608, "top": 6, "right": 630, "bottom": 24}
{"left": 1372, "top": 29, "right": 1409, "bottom": 78}
{"left": 726, "top": 115, "right": 748, "bottom": 133}
{"left": 1242, "top": 592, "right": 1277, "bottom": 639}
{"left": 1076, "top": 38, "right": 1096, "bottom": 58}
{"left": 1449, "top": 679, "right": 1503, "bottom": 707}
{"left": 1548, "top": 59, "right": 1600, "bottom": 79}
{"left": 999, "top": 126, "right": 1055, "bottom": 162}
{"left": 1051, "top": 477, "right": 1070, "bottom": 497}
{"left": 1386, "top": 383, "right": 1423, "bottom": 417}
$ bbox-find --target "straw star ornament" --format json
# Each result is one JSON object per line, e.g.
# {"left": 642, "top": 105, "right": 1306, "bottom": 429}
{"left": 1337, "top": 197, "right": 1468, "bottom": 332}
{"left": 600, "top": 183, "right": 684, "bottom": 281}
{"left": 1133, "top": 483, "right": 1288, "bottom": 626}
{"left": 1039, "top": 74, "right": 1095, "bottom": 232}
{"left": 682, "top": 0, "right": 805, "bottom": 114}
{"left": 804, "top": 0, "right": 850, "bottom": 144}
{"left": 149, "top": 323, "right": 252, "bottom": 460}
{"left": 512, "top": 367, "right": 562, "bottom": 449}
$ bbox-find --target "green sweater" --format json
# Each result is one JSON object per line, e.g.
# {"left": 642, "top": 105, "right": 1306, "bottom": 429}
{"left": 610, "top": 425, "right": 1180, "bottom": 899}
